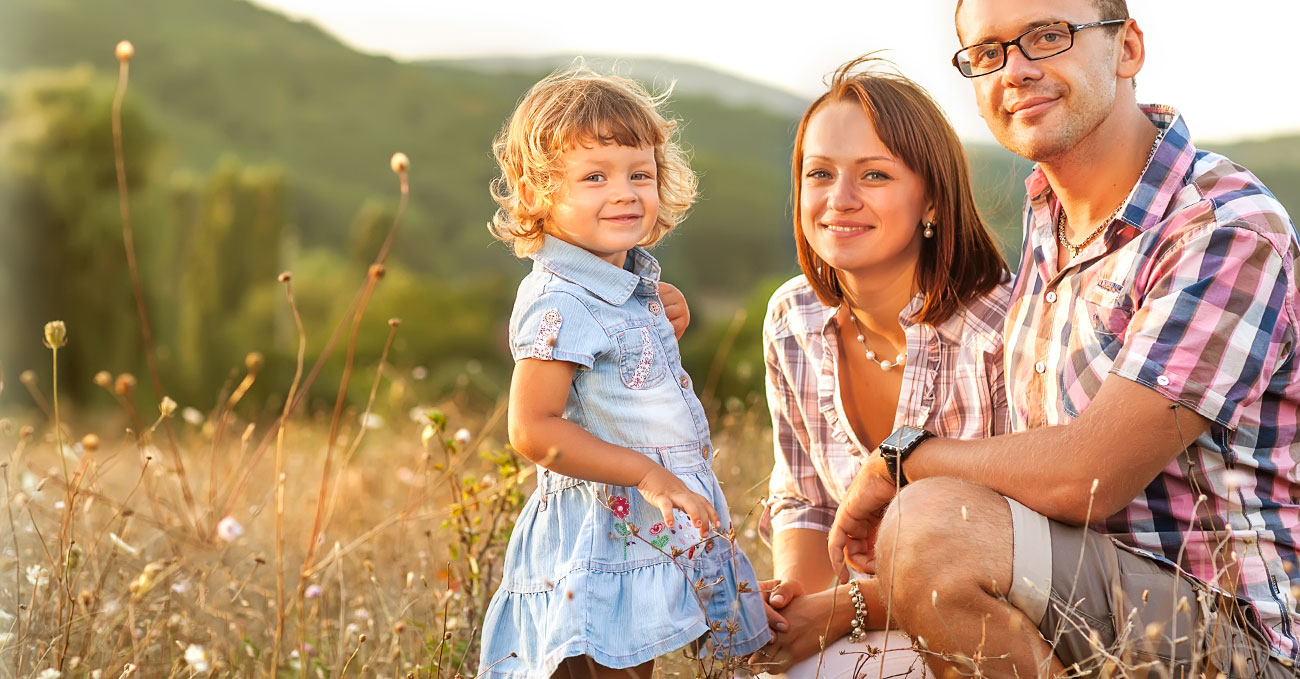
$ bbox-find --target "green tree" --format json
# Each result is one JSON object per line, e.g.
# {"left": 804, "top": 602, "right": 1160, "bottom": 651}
{"left": 0, "top": 66, "right": 158, "bottom": 400}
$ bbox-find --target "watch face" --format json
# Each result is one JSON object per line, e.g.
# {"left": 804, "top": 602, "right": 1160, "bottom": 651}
{"left": 885, "top": 426, "right": 929, "bottom": 453}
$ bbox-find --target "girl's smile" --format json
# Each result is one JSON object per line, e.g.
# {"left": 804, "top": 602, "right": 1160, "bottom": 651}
{"left": 546, "top": 142, "right": 659, "bottom": 267}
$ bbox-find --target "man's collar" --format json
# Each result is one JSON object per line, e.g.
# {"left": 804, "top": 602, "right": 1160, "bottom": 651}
{"left": 530, "top": 236, "right": 660, "bottom": 306}
{"left": 1024, "top": 104, "right": 1196, "bottom": 234}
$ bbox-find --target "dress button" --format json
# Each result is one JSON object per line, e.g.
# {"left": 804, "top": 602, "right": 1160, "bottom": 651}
{"left": 1156, "top": 375, "right": 1171, "bottom": 386}
{"left": 1045, "top": 291, "right": 1058, "bottom": 304}
{"left": 649, "top": 300, "right": 663, "bottom": 315}
{"left": 679, "top": 375, "right": 691, "bottom": 388}
{"left": 701, "top": 444, "right": 710, "bottom": 459}
{"left": 1034, "top": 361, "right": 1046, "bottom": 374}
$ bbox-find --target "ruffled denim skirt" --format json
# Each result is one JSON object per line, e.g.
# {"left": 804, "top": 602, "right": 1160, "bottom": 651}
{"left": 479, "top": 444, "right": 770, "bottom": 679}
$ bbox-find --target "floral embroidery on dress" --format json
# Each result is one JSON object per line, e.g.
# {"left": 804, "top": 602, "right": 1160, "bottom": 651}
{"left": 530, "top": 309, "right": 562, "bottom": 360}
{"left": 627, "top": 327, "right": 655, "bottom": 389}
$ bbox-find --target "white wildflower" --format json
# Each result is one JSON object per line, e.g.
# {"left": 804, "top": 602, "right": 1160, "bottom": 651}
{"left": 215, "top": 516, "right": 244, "bottom": 542}
{"left": 1223, "top": 469, "right": 1252, "bottom": 492}
{"left": 181, "top": 407, "right": 205, "bottom": 426}
{"left": 359, "top": 413, "right": 383, "bottom": 430}
{"left": 304, "top": 584, "right": 323, "bottom": 599}
{"left": 159, "top": 396, "right": 177, "bottom": 417}
{"left": 411, "top": 366, "right": 428, "bottom": 380}
{"left": 184, "top": 644, "right": 210, "bottom": 673}
{"left": 453, "top": 428, "right": 472, "bottom": 447}
{"left": 37, "top": 669, "right": 61, "bottom": 679}
{"left": 26, "top": 564, "right": 50, "bottom": 588}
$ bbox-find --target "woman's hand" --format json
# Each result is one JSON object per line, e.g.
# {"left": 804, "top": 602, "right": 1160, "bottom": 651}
{"left": 748, "top": 586, "right": 845, "bottom": 674}
{"left": 635, "top": 465, "right": 719, "bottom": 530}
{"left": 657, "top": 281, "right": 690, "bottom": 340}
{"left": 759, "top": 579, "right": 802, "bottom": 632}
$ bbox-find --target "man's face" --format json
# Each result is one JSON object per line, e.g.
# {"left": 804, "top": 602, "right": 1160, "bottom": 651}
{"left": 956, "top": 0, "right": 1123, "bottom": 162}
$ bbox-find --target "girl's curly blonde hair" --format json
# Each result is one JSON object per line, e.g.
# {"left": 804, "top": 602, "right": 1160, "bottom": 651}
{"left": 488, "top": 64, "right": 697, "bottom": 258}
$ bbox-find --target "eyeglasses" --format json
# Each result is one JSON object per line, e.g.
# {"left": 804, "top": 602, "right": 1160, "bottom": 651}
{"left": 952, "top": 19, "right": 1126, "bottom": 78}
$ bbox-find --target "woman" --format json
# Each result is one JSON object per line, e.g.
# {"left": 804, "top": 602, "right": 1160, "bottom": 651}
{"left": 752, "top": 57, "right": 1011, "bottom": 678}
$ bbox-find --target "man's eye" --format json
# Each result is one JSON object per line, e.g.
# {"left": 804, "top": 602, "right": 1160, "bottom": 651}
{"left": 975, "top": 46, "right": 1002, "bottom": 65}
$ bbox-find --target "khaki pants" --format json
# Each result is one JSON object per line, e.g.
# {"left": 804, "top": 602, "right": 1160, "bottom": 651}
{"left": 1005, "top": 497, "right": 1297, "bottom": 678}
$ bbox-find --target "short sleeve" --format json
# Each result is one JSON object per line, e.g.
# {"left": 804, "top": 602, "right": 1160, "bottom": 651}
{"left": 757, "top": 294, "right": 836, "bottom": 544}
{"left": 509, "top": 290, "right": 610, "bottom": 368}
{"left": 1109, "top": 225, "right": 1297, "bottom": 429}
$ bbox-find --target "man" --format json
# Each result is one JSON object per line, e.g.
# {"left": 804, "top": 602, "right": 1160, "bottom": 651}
{"left": 826, "top": 0, "right": 1300, "bottom": 676}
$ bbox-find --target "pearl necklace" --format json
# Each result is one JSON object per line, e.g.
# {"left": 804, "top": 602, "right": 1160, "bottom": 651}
{"left": 847, "top": 312, "right": 905, "bottom": 371}
{"left": 1057, "top": 130, "right": 1164, "bottom": 259}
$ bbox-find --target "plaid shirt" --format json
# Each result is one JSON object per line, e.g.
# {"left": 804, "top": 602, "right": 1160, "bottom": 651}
{"left": 1006, "top": 105, "right": 1300, "bottom": 659}
{"left": 759, "top": 275, "right": 1011, "bottom": 542}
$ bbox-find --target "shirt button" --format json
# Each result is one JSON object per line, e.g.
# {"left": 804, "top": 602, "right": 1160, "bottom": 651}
{"left": 1034, "top": 361, "right": 1046, "bottom": 374}
{"left": 679, "top": 375, "right": 691, "bottom": 388}
{"left": 1156, "top": 375, "right": 1171, "bottom": 386}
{"left": 649, "top": 300, "right": 663, "bottom": 315}
{"left": 1045, "top": 291, "right": 1058, "bottom": 304}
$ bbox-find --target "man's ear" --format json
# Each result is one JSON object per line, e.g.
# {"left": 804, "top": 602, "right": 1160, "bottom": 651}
{"left": 1116, "top": 19, "right": 1146, "bottom": 81}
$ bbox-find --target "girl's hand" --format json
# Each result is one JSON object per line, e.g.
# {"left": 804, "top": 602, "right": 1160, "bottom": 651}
{"left": 636, "top": 465, "right": 719, "bottom": 530}
{"left": 656, "top": 282, "right": 690, "bottom": 340}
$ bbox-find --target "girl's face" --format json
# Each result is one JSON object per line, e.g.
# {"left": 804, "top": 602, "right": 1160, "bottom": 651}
{"left": 545, "top": 143, "right": 659, "bottom": 267}
{"left": 799, "top": 100, "right": 933, "bottom": 282}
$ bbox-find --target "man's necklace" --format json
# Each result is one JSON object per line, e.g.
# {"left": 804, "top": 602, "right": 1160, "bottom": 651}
{"left": 847, "top": 311, "right": 905, "bottom": 371}
{"left": 1057, "top": 131, "right": 1165, "bottom": 259}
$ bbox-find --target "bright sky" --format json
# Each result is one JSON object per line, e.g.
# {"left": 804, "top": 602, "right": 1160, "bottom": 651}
{"left": 250, "top": 0, "right": 1299, "bottom": 144}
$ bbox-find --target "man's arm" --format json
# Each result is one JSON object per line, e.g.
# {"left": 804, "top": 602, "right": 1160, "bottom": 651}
{"left": 904, "top": 376, "right": 1211, "bottom": 524}
{"left": 829, "top": 377, "right": 1211, "bottom": 575}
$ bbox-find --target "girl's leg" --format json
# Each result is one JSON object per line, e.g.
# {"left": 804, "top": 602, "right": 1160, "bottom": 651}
{"left": 554, "top": 656, "right": 653, "bottom": 679}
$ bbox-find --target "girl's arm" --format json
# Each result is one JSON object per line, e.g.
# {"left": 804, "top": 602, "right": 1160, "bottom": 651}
{"left": 508, "top": 357, "right": 719, "bottom": 530}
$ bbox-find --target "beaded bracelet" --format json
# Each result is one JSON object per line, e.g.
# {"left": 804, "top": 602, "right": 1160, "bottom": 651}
{"left": 847, "top": 579, "right": 868, "bottom": 643}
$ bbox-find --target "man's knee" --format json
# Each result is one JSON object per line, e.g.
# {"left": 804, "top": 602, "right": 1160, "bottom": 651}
{"left": 876, "top": 478, "right": 1013, "bottom": 598}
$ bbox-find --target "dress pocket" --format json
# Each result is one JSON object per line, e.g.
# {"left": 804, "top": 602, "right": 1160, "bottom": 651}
{"left": 616, "top": 325, "right": 667, "bottom": 390}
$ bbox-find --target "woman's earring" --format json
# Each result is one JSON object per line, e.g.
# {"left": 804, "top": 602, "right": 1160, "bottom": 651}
{"left": 923, "top": 221, "right": 935, "bottom": 239}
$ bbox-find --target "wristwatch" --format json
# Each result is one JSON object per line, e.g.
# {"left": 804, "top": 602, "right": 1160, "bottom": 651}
{"left": 879, "top": 425, "right": 934, "bottom": 488}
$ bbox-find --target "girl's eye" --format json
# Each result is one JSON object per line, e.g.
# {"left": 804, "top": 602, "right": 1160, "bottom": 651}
{"left": 631, "top": 171, "right": 654, "bottom": 181}
{"left": 583, "top": 173, "right": 606, "bottom": 182}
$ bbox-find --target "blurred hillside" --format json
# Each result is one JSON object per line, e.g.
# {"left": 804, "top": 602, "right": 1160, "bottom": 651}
{"left": 1, "top": 0, "right": 1297, "bottom": 412}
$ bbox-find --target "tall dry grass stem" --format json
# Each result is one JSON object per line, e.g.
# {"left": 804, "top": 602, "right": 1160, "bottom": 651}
{"left": 110, "top": 40, "right": 199, "bottom": 534}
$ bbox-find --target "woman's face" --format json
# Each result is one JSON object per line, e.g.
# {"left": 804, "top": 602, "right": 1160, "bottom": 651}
{"left": 799, "top": 100, "right": 933, "bottom": 281}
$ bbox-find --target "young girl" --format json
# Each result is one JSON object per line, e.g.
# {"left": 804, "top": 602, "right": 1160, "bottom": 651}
{"left": 478, "top": 66, "right": 770, "bottom": 679}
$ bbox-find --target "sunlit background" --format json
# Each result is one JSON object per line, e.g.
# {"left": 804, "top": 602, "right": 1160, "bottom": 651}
{"left": 1, "top": 0, "right": 1297, "bottom": 411}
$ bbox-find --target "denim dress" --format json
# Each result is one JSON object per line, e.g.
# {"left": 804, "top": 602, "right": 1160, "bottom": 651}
{"left": 479, "top": 237, "right": 770, "bottom": 678}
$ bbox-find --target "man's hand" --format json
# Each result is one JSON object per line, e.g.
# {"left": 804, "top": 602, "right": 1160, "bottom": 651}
{"left": 827, "top": 453, "right": 898, "bottom": 578}
{"left": 657, "top": 282, "right": 690, "bottom": 340}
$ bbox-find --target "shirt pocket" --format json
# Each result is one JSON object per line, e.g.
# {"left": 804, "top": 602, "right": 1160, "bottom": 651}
{"left": 1079, "top": 279, "right": 1134, "bottom": 345}
{"left": 615, "top": 325, "right": 668, "bottom": 390}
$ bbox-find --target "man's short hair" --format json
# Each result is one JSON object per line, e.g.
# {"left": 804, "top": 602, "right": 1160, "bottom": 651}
{"left": 956, "top": 0, "right": 1130, "bottom": 28}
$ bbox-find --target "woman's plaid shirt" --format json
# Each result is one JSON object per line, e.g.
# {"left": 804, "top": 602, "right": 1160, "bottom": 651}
{"left": 759, "top": 275, "right": 1011, "bottom": 542}
{"left": 1006, "top": 105, "right": 1300, "bottom": 660}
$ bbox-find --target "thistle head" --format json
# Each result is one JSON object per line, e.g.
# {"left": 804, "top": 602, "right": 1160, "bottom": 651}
{"left": 43, "top": 321, "right": 67, "bottom": 349}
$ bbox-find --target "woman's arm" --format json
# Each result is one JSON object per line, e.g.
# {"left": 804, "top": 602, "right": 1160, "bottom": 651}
{"left": 508, "top": 357, "right": 719, "bottom": 529}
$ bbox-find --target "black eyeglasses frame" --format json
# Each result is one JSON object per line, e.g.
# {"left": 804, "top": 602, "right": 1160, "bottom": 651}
{"left": 952, "top": 19, "right": 1127, "bottom": 78}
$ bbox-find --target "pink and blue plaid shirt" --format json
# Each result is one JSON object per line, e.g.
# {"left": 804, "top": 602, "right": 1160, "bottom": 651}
{"left": 1006, "top": 105, "right": 1300, "bottom": 660}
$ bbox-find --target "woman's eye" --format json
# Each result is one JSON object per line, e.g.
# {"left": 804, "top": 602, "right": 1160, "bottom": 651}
{"left": 805, "top": 169, "right": 832, "bottom": 180}
{"left": 864, "top": 171, "right": 891, "bottom": 181}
